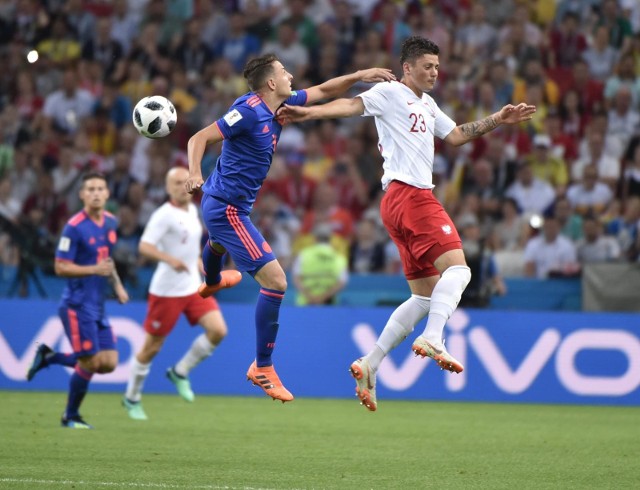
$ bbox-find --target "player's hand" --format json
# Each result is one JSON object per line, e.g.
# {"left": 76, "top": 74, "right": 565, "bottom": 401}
{"left": 169, "top": 257, "right": 189, "bottom": 272}
{"left": 498, "top": 103, "right": 536, "bottom": 124}
{"left": 94, "top": 258, "right": 115, "bottom": 277}
{"left": 357, "top": 68, "right": 396, "bottom": 83}
{"left": 114, "top": 283, "right": 129, "bottom": 304}
{"left": 278, "top": 104, "right": 312, "bottom": 124}
{"left": 185, "top": 174, "right": 204, "bottom": 194}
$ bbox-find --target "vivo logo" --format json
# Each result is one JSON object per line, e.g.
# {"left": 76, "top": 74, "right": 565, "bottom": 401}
{"left": 352, "top": 310, "right": 640, "bottom": 397}
{"left": 0, "top": 317, "right": 145, "bottom": 383}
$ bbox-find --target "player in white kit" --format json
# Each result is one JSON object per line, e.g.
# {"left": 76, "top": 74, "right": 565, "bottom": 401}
{"left": 281, "top": 36, "right": 535, "bottom": 411}
{"left": 123, "top": 167, "right": 229, "bottom": 420}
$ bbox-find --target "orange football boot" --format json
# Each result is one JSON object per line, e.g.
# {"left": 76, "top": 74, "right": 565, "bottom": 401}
{"left": 246, "top": 361, "right": 294, "bottom": 403}
{"left": 198, "top": 270, "right": 242, "bottom": 298}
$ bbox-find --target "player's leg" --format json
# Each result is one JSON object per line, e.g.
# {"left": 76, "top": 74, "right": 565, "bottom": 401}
{"left": 411, "top": 247, "right": 471, "bottom": 373}
{"left": 248, "top": 259, "right": 293, "bottom": 402}
{"left": 123, "top": 294, "right": 179, "bottom": 419}
{"left": 168, "top": 297, "right": 227, "bottom": 401}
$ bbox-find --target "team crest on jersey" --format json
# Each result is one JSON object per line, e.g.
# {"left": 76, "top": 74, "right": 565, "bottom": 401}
{"left": 108, "top": 230, "right": 117, "bottom": 244}
{"left": 442, "top": 225, "right": 452, "bottom": 235}
{"left": 290, "top": 90, "right": 297, "bottom": 96}
{"left": 224, "top": 109, "right": 243, "bottom": 126}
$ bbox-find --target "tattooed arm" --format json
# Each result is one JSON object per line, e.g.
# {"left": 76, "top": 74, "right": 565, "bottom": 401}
{"left": 444, "top": 103, "right": 536, "bottom": 147}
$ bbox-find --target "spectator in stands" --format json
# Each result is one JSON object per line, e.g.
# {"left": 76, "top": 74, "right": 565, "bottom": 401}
{"left": 606, "top": 86, "right": 640, "bottom": 153}
{"left": 252, "top": 191, "right": 298, "bottom": 271}
{"left": 456, "top": 3, "right": 497, "bottom": 62}
{"left": 52, "top": 144, "right": 82, "bottom": 213}
{"left": 622, "top": 144, "right": 640, "bottom": 202}
{"left": 548, "top": 12, "right": 587, "bottom": 69}
{"left": 567, "top": 164, "right": 614, "bottom": 217}
{"left": 81, "top": 16, "right": 125, "bottom": 82}
{"left": 415, "top": 5, "right": 451, "bottom": 61}
{"left": 576, "top": 215, "right": 621, "bottom": 263}
{"left": 281, "top": 0, "right": 319, "bottom": 53}
{"left": 0, "top": 176, "right": 20, "bottom": 223}
{"left": 301, "top": 130, "right": 334, "bottom": 183}
{"left": 572, "top": 126, "right": 621, "bottom": 185}
{"left": 173, "top": 18, "right": 214, "bottom": 77}
{"left": 505, "top": 161, "right": 556, "bottom": 215}
{"left": 598, "top": 0, "right": 633, "bottom": 52}
{"left": 42, "top": 67, "right": 95, "bottom": 136}
{"left": 36, "top": 14, "right": 82, "bottom": 67}
{"left": 492, "top": 197, "right": 530, "bottom": 252}
{"left": 261, "top": 20, "right": 308, "bottom": 80}
{"left": 604, "top": 53, "right": 640, "bottom": 109}
{"left": 292, "top": 223, "right": 348, "bottom": 306}
{"left": 487, "top": 60, "right": 514, "bottom": 107}
{"left": 64, "top": 0, "right": 96, "bottom": 45}
{"left": 554, "top": 196, "right": 584, "bottom": 242}
{"left": 6, "top": 146, "right": 37, "bottom": 208}
{"left": 110, "top": 0, "right": 139, "bottom": 53}
{"left": 558, "top": 88, "right": 587, "bottom": 139}
{"left": 22, "top": 172, "right": 68, "bottom": 236}
{"left": 349, "top": 215, "right": 386, "bottom": 273}
{"left": 524, "top": 214, "right": 579, "bottom": 279}
{"left": 513, "top": 58, "right": 561, "bottom": 108}
{"left": 328, "top": 155, "right": 369, "bottom": 220}
{"left": 460, "top": 158, "right": 503, "bottom": 221}
{"left": 565, "top": 59, "right": 605, "bottom": 116}
{"left": 582, "top": 24, "right": 619, "bottom": 83}
{"left": 606, "top": 196, "right": 640, "bottom": 261}
{"left": 114, "top": 204, "right": 144, "bottom": 286}
{"left": 372, "top": 1, "right": 411, "bottom": 57}
{"left": 269, "top": 150, "right": 317, "bottom": 219}
{"left": 525, "top": 133, "right": 569, "bottom": 195}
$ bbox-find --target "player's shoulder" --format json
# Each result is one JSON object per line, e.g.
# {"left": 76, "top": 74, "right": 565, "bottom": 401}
{"left": 104, "top": 211, "right": 118, "bottom": 227}
{"left": 66, "top": 210, "right": 88, "bottom": 227}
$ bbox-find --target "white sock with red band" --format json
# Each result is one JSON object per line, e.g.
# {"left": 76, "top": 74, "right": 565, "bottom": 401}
{"left": 125, "top": 358, "right": 151, "bottom": 402}
{"left": 422, "top": 265, "right": 471, "bottom": 343}
{"left": 366, "top": 294, "right": 431, "bottom": 371}
{"left": 174, "top": 333, "right": 216, "bottom": 377}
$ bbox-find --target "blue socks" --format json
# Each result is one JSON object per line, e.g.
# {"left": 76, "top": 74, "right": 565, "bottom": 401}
{"left": 202, "top": 240, "right": 223, "bottom": 286}
{"left": 255, "top": 288, "right": 284, "bottom": 367}
{"left": 47, "top": 352, "right": 78, "bottom": 367}
{"left": 65, "top": 365, "right": 93, "bottom": 418}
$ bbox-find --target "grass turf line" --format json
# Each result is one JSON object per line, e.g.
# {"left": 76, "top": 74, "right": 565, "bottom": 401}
{"left": 1, "top": 391, "right": 639, "bottom": 489}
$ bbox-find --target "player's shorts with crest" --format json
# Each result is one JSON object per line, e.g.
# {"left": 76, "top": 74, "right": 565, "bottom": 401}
{"left": 58, "top": 304, "right": 116, "bottom": 357}
{"left": 144, "top": 292, "right": 219, "bottom": 336}
{"left": 381, "top": 180, "right": 462, "bottom": 280}
{"left": 201, "top": 193, "right": 276, "bottom": 275}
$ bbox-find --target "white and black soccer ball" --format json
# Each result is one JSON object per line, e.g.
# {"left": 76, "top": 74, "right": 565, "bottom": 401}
{"left": 132, "top": 95, "right": 177, "bottom": 138}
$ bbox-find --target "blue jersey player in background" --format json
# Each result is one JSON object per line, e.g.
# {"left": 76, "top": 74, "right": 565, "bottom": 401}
{"left": 27, "top": 172, "right": 129, "bottom": 428}
{"left": 185, "top": 53, "right": 395, "bottom": 402}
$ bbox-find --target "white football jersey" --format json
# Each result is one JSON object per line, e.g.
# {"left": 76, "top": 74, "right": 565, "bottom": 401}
{"left": 141, "top": 201, "right": 204, "bottom": 297}
{"left": 358, "top": 80, "right": 456, "bottom": 190}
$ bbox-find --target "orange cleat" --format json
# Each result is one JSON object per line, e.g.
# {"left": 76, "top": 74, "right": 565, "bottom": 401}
{"left": 246, "top": 361, "right": 294, "bottom": 403}
{"left": 350, "top": 358, "right": 377, "bottom": 412}
{"left": 411, "top": 337, "right": 464, "bottom": 374}
{"left": 198, "top": 270, "right": 242, "bottom": 298}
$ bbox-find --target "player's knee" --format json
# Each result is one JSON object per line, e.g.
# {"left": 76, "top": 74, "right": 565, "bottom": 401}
{"left": 443, "top": 265, "right": 472, "bottom": 290}
{"left": 97, "top": 360, "right": 117, "bottom": 373}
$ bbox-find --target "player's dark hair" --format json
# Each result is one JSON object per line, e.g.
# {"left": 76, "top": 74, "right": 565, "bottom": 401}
{"left": 400, "top": 36, "right": 440, "bottom": 65}
{"left": 81, "top": 171, "right": 107, "bottom": 186}
{"left": 243, "top": 54, "right": 279, "bottom": 91}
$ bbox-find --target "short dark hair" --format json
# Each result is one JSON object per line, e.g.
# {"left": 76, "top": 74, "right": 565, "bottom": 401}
{"left": 400, "top": 36, "right": 439, "bottom": 65}
{"left": 243, "top": 54, "right": 279, "bottom": 91}
{"left": 81, "top": 171, "right": 107, "bottom": 186}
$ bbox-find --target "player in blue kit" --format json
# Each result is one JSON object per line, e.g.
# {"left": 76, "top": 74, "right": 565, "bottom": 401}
{"left": 27, "top": 172, "right": 129, "bottom": 428}
{"left": 185, "top": 54, "right": 395, "bottom": 402}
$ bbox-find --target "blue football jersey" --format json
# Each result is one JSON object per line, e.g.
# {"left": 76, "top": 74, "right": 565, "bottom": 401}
{"left": 55, "top": 210, "right": 118, "bottom": 313}
{"left": 202, "top": 90, "right": 308, "bottom": 212}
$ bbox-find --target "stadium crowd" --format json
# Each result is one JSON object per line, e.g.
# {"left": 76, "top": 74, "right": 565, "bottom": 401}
{"left": 1, "top": 0, "right": 640, "bottom": 305}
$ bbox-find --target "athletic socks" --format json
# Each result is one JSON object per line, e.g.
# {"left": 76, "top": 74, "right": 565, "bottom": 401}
{"left": 65, "top": 365, "right": 93, "bottom": 418}
{"left": 255, "top": 288, "right": 284, "bottom": 367}
{"left": 46, "top": 352, "right": 78, "bottom": 367}
{"left": 174, "top": 334, "right": 216, "bottom": 377}
{"left": 202, "top": 240, "right": 224, "bottom": 286}
{"left": 125, "top": 358, "right": 151, "bottom": 403}
{"left": 421, "top": 265, "right": 471, "bottom": 343}
{"left": 366, "top": 294, "right": 431, "bottom": 372}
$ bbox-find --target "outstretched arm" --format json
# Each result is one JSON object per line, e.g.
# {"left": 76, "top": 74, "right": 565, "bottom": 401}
{"left": 278, "top": 97, "right": 365, "bottom": 123}
{"left": 445, "top": 103, "right": 536, "bottom": 147}
{"left": 305, "top": 69, "right": 395, "bottom": 104}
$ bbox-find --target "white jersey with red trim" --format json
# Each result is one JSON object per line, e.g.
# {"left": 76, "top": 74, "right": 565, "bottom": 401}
{"left": 358, "top": 80, "right": 457, "bottom": 191}
{"left": 141, "top": 201, "right": 204, "bottom": 297}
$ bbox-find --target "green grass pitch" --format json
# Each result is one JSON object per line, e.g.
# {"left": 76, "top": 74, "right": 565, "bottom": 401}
{"left": 1, "top": 391, "right": 639, "bottom": 489}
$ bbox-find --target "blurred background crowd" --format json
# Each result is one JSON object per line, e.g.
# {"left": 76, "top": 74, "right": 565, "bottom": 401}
{"left": 0, "top": 0, "right": 640, "bottom": 305}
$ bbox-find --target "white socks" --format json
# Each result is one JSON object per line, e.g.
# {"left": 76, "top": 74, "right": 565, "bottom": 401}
{"left": 125, "top": 358, "right": 151, "bottom": 402}
{"left": 421, "top": 265, "right": 471, "bottom": 343}
{"left": 174, "top": 333, "right": 216, "bottom": 377}
{"left": 365, "top": 294, "right": 431, "bottom": 371}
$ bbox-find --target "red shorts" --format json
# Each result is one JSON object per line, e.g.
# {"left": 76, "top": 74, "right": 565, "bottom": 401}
{"left": 143, "top": 292, "right": 219, "bottom": 337}
{"left": 381, "top": 181, "right": 462, "bottom": 280}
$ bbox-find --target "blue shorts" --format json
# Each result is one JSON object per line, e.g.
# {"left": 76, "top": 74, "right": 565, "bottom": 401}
{"left": 201, "top": 194, "right": 276, "bottom": 275}
{"left": 58, "top": 304, "right": 116, "bottom": 357}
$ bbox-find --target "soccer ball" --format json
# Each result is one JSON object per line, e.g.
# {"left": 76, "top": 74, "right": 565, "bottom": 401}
{"left": 132, "top": 95, "right": 177, "bottom": 138}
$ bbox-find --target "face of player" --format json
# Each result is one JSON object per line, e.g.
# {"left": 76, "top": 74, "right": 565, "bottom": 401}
{"left": 80, "top": 177, "right": 109, "bottom": 213}
{"left": 270, "top": 61, "right": 293, "bottom": 98}
{"left": 166, "top": 167, "right": 191, "bottom": 206}
{"left": 403, "top": 54, "right": 439, "bottom": 94}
